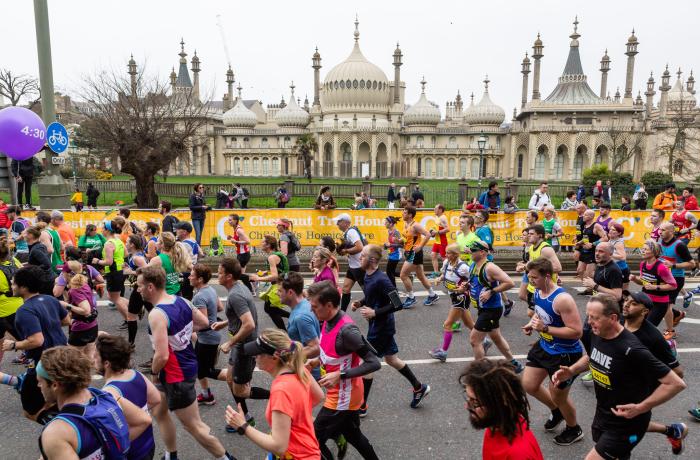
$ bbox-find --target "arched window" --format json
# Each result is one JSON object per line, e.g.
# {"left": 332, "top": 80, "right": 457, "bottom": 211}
{"left": 573, "top": 153, "right": 584, "bottom": 179}
{"left": 459, "top": 158, "right": 468, "bottom": 178}
{"left": 517, "top": 154, "right": 524, "bottom": 178}
{"left": 252, "top": 158, "right": 259, "bottom": 175}
{"left": 341, "top": 143, "right": 352, "bottom": 162}
{"left": 424, "top": 158, "right": 433, "bottom": 178}
{"left": 436, "top": 158, "right": 444, "bottom": 177}
{"left": 262, "top": 158, "right": 269, "bottom": 175}
{"left": 261, "top": 137, "right": 269, "bottom": 148}
{"left": 243, "top": 137, "right": 250, "bottom": 148}
{"left": 284, "top": 136, "right": 291, "bottom": 148}
{"left": 234, "top": 158, "right": 241, "bottom": 175}
{"left": 272, "top": 157, "right": 279, "bottom": 175}
{"left": 447, "top": 158, "right": 456, "bottom": 177}
{"left": 243, "top": 158, "right": 250, "bottom": 175}
{"left": 470, "top": 158, "right": 480, "bottom": 178}
{"left": 431, "top": 136, "right": 437, "bottom": 148}
{"left": 674, "top": 159, "right": 684, "bottom": 175}
{"left": 554, "top": 152, "right": 565, "bottom": 178}
{"left": 534, "top": 145, "right": 547, "bottom": 180}
{"left": 417, "top": 136, "right": 424, "bottom": 148}
{"left": 448, "top": 136, "right": 457, "bottom": 148}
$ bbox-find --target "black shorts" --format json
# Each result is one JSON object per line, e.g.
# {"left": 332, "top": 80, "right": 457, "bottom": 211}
{"left": 646, "top": 300, "right": 669, "bottom": 327}
{"left": 0, "top": 313, "right": 19, "bottom": 339}
{"left": 314, "top": 406, "right": 362, "bottom": 442}
{"left": 105, "top": 270, "right": 125, "bottom": 294}
{"left": 526, "top": 341, "right": 583, "bottom": 389}
{"left": 237, "top": 252, "right": 251, "bottom": 268}
{"left": 228, "top": 342, "right": 256, "bottom": 385}
{"left": 128, "top": 288, "right": 145, "bottom": 314}
{"left": 405, "top": 250, "right": 424, "bottom": 266}
{"left": 368, "top": 334, "right": 398, "bottom": 358}
{"left": 592, "top": 425, "right": 646, "bottom": 460}
{"left": 158, "top": 377, "right": 197, "bottom": 411}
{"left": 449, "top": 292, "right": 468, "bottom": 310}
{"left": 20, "top": 368, "right": 46, "bottom": 416}
{"left": 68, "top": 325, "right": 98, "bottom": 347}
{"left": 474, "top": 307, "right": 503, "bottom": 332}
{"left": 579, "top": 251, "right": 595, "bottom": 264}
{"left": 195, "top": 341, "right": 221, "bottom": 380}
{"left": 669, "top": 277, "right": 685, "bottom": 304}
{"left": 345, "top": 267, "right": 365, "bottom": 286}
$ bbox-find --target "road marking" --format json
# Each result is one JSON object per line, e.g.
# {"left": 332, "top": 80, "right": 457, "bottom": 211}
{"left": 681, "top": 317, "right": 700, "bottom": 324}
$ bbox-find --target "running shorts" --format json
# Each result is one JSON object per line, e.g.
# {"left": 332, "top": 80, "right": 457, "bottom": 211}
{"left": 368, "top": 334, "right": 398, "bottom": 358}
{"left": 105, "top": 270, "right": 125, "bottom": 295}
{"left": 405, "top": 250, "right": 423, "bottom": 265}
{"left": 449, "top": 292, "right": 469, "bottom": 310}
{"left": 592, "top": 425, "right": 646, "bottom": 460}
{"left": 68, "top": 325, "right": 98, "bottom": 347}
{"left": 195, "top": 342, "right": 221, "bottom": 380}
{"left": 345, "top": 267, "right": 366, "bottom": 286}
{"left": 525, "top": 341, "right": 583, "bottom": 389}
{"left": 229, "top": 342, "right": 256, "bottom": 385}
{"left": 237, "top": 251, "right": 251, "bottom": 268}
{"left": 158, "top": 377, "right": 197, "bottom": 411}
{"left": 474, "top": 307, "right": 503, "bottom": 332}
{"left": 431, "top": 242, "right": 446, "bottom": 258}
{"left": 669, "top": 277, "right": 685, "bottom": 305}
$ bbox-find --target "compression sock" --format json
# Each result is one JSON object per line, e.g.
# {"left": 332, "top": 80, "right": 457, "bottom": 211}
{"left": 233, "top": 395, "right": 249, "bottom": 415}
{"left": 250, "top": 387, "right": 270, "bottom": 400}
{"left": 127, "top": 320, "right": 138, "bottom": 344}
{"left": 441, "top": 330, "right": 453, "bottom": 351}
{"left": 341, "top": 293, "right": 351, "bottom": 311}
{"left": 0, "top": 373, "right": 17, "bottom": 387}
{"left": 362, "top": 378, "right": 373, "bottom": 405}
{"left": 398, "top": 364, "right": 421, "bottom": 390}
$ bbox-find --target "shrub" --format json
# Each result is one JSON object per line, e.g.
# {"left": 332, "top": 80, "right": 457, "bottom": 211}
{"left": 641, "top": 171, "right": 674, "bottom": 189}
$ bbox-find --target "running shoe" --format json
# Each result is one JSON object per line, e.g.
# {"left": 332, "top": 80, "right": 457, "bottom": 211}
{"left": 689, "top": 406, "right": 700, "bottom": 421}
{"left": 691, "top": 268, "right": 700, "bottom": 278}
{"left": 673, "top": 311, "right": 686, "bottom": 327}
{"left": 544, "top": 409, "right": 564, "bottom": 432}
{"left": 401, "top": 297, "right": 417, "bottom": 309}
{"left": 410, "top": 383, "right": 431, "bottom": 408}
{"left": 118, "top": 320, "right": 128, "bottom": 330}
{"left": 197, "top": 392, "right": 216, "bottom": 405}
{"left": 483, "top": 338, "right": 493, "bottom": 355}
{"left": 504, "top": 299, "right": 514, "bottom": 317}
{"left": 451, "top": 321, "right": 462, "bottom": 332}
{"left": 358, "top": 403, "right": 368, "bottom": 418}
{"left": 666, "top": 422, "right": 688, "bottom": 455}
{"left": 335, "top": 434, "right": 348, "bottom": 460}
{"left": 510, "top": 359, "right": 524, "bottom": 374}
{"left": 581, "top": 371, "right": 594, "bottom": 385}
{"left": 423, "top": 294, "right": 439, "bottom": 306}
{"left": 428, "top": 348, "right": 447, "bottom": 363}
{"left": 683, "top": 292, "right": 693, "bottom": 309}
{"left": 663, "top": 329, "right": 677, "bottom": 341}
{"left": 107, "top": 302, "right": 117, "bottom": 310}
{"left": 553, "top": 425, "right": 584, "bottom": 446}
{"left": 13, "top": 372, "right": 25, "bottom": 393}
{"left": 691, "top": 285, "right": 700, "bottom": 294}
{"left": 12, "top": 352, "right": 30, "bottom": 366}
{"left": 667, "top": 338, "right": 678, "bottom": 358}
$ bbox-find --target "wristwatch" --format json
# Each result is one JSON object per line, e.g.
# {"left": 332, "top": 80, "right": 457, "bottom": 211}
{"left": 237, "top": 421, "right": 249, "bottom": 436}
{"left": 542, "top": 325, "right": 549, "bottom": 334}
{"left": 339, "top": 371, "right": 348, "bottom": 380}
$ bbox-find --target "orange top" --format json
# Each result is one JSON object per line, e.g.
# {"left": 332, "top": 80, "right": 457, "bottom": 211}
{"left": 653, "top": 192, "right": 677, "bottom": 211}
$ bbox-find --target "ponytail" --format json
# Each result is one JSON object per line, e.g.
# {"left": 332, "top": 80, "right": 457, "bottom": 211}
{"left": 260, "top": 328, "right": 308, "bottom": 384}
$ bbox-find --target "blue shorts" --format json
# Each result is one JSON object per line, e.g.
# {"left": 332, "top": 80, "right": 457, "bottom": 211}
{"left": 368, "top": 334, "right": 399, "bottom": 358}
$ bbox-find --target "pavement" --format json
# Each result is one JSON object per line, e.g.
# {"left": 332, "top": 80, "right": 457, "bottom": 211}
{"left": 0, "top": 276, "right": 699, "bottom": 459}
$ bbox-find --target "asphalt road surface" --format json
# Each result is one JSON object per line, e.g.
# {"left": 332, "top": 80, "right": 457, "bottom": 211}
{"left": 0, "top": 276, "right": 699, "bottom": 460}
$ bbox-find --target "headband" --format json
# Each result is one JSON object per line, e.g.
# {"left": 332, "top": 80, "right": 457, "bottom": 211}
{"left": 104, "top": 220, "right": 113, "bottom": 232}
{"left": 36, "top": 361, "right": 51, "bottom": 381}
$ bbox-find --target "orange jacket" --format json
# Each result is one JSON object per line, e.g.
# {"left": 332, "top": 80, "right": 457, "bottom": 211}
{"left": 652, "top": 192, "right": 678, "bottom": 210}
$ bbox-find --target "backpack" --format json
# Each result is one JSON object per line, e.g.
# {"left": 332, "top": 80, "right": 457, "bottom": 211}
{"left": 279, "top": 191, "right": 290, "bottom": 203}
{"left": 272, "top": 251, "right": 289, "bottom": 274}
{"left": 208, "top": 235, "right": 225, "bottom": 257}
{"left": 0, "top": 260, "right": 19, "bottom": 296}
{"left": 54, "top": 387, "right": 130, "bottom": 460}
{"left": 344, "top": 226, "right": 367, "bottom": 247}
{"left": 285, "top": 231, "right": 301, "bottom": 252}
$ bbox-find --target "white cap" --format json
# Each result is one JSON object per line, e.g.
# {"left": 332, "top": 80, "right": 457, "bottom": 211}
{"left": 333, "top": 213, "right": 352, "bottom": 223}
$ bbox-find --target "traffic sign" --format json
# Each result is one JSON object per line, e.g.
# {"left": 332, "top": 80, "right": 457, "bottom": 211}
{"left": 46, "top": 121, "right": 69, "bottom": 154}
{"left": 51, "top": 156, "right": 66, "bottom": 165}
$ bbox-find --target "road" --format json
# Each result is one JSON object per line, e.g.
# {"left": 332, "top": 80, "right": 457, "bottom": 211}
{"left": 0, "top": 276, "right": 698, "bottom": 459}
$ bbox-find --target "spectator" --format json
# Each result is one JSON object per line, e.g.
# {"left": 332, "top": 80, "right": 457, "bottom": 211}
{"left": 398, "top": 186, "right": 408, "bottom": 207}
{"left": 275, "top": 185, "right": 290, "bottom": 208}
{"left": 70, "top": 187, "right": 83, "bottom": 212}
{"left": 561, "top": 190, "right": 578, "bottom": 210}
{"left": 528, "top": 182, "right": 550, "bottom": 211}
{"left": 7, "top": 206, "right": 30, "bottom": 262}
{"left": 576, "top": 183, "right": 586, "bottom": 202}
{"left": 591, "top": 197, "right": 601, "bottom": 209}
{"left": 10, "top": 158, "right": 35, "bottom": 210}
{"left": 159, "top": 200, "right": 179, "bottom": 234}
{"left": 478, "top": 181, "right": 501, "bottom": 213}
{"left": 387, "top": 183, "right": 397, "bottom": 209}
{"left": 314, "top": 186, "right": 336, "bottom": 210}
{"left": 188, "top": 183, "right": 211, "bottom": 245}
{"left": 620, "top": 196, "right": 632, "bottom": 211}
{"left": 653, "top": 183, "right": 678, "bottom": 211}
{"left": 592, "top": 180, "right": 603, "bottom": 201}
{"left": 603, "top": 180, "right": 612, "bottom": 204}
{"left": 235, "top": 183, "right": 249, "bottom": 209}
{"left": 503, "top": 196, "right": 518, "bottom": 214}
{"left": 415, "top": 197, "right": 425, "bottom": 208}
{"left": 633, "top": 183, "right": 649, "bottom": 210}
{"left": 411, "top": 184, "right": 425, "bottom": 203}
{"left": 682, "top": 187, "right": 698, "bottom": 210}
{"left": 0, "top": 199, "right": 9, "bottom": 230}
{"left": 226, "top": 192, "right": 236, "bottom": 209}
{"left": 215, "top": 186, "right": 229, "bottom": 209}
{"left": 85, "top": 182, "right": 100, "bottom": 209}
{"left": 464, "top": 197, "right": 484, "bottom": 212}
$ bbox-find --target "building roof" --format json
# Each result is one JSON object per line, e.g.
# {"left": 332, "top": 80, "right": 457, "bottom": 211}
{"left": 404, "top": 78, "right": 441, "bottom": 126}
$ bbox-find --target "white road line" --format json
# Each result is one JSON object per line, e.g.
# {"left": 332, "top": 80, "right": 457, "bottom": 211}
{"left": 680, "top": 317, "right": 700, "bottom": 324}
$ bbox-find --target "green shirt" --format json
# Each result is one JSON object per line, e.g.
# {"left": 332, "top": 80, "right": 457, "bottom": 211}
{"left": 78, "top": 233, "right": 106, "bottom": 251}
{"left": 46, "top": 228, "right": 63, "bottom": 273}
{"left": 103, "top": 237, "right": 125, "bottom": 273}
{"left": 158, "top": 253, "right": 181, "bottom": 295}
{"left": 456, "top": 231, "right": 480, "bottom": 264}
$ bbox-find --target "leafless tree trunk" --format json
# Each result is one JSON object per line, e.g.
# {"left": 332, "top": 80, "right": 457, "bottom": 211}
{"left": 0, "top": 69, "right": 40, "bottom": 107}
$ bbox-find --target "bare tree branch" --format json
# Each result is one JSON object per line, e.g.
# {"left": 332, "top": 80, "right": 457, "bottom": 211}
{"left": 0, "top": 69, "right": 40, "bottom": 106}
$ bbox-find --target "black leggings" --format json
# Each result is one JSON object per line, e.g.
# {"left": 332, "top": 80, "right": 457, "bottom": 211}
{"left": 386, "top": 259, "right": 399, "bottom": 287}
{"left": 195, "top": 342, "right": 222, "bottom": 380}
{"left": 264, "top": 300, "right": 289, "bottom": 331}
{"left": 647, "top": 301, "right": 668, "bottom": 327}
{"left": 17, "top": 175, "right": 32, "bottom": 206}
{"left": 315, "top": 407, "right": 378, "bottom": 460}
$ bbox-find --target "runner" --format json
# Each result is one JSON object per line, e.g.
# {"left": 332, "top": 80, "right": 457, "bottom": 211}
{"left": 474, "top": 209, "right": 495, "bottom": 261}
{"left": 124, "top": 234, "right": 150, "bottom": 345}
{"left": 190, "top": 264, "right": 226, "bottom": 406}
{"left": 226, "top": 214, "right": 251, "bottom": 272}
{"left": 35, "top": 212, "right": 62, "bottom": 275}
{"left": 650, "top": 209, "right": 664, "bottom": 241}
{"left": 307, "top": 280, "right": 381, "bottom": 460}
{"left": 57, "top": 260, "right": 99, "bottom": 360}
{"left": 629, "top": 240, "right": 677, "bottom": 328}
{"left": 552, "top": 294, "right": 686, "bottom": 460}
{"left": 515, "top": 228, "right": 533, "bottom": 317}
{"left": 595, "top": 203, "right": 613, "bottom": 233}
{"left": 658, "top": 222, "right": 694, "bottom": 338}
{"left": 312, "top": 246, "right": 339, "bottom": 288}
{"left": 459, "top": 359, "right": 544, "bottom": 460}
{"left": 353, "top": 245, "right": 430, "bottom": 416}
{"left": 575, "top": 209, "right": 607, "bottom": 289}
{"left": 37, "top": 346, "right": 149, "bottom": 460}
{"left": 383, "top": 216, "right": 403, "bottom": 287}
{"left": 670, "top": 199, "right": 697, "bottom": 246}
{"left": 399, "top": 206, "right": 438, "bottom": 308}
{"left": 455, "top": 213, "right": 479, "bottom": 264}
{"left": 607, "top": 222, "right": 630, "bottom": 290}
{"left": 248, "top": 235, "right": 290, "bottom": 330}
{"left": 144, "top": 221, "right": 160, "bottom": 261}
{"left": 542, "top": 206, "right": 564, "bottom": 253}
{"left": 138, "top": 265, "right": 236, "bottom": 460}
{"left": 467, "top": 241, "right": 522, "bottom": 372}
{"left": 97, "top": 334, "right": 160, "bottom": 460}
{"left": 572, "top": 201, "right": 588, "bottom": 263}
{"left": 24, "top": 225, "right": 55, "bottom": 295}
{"left": 91, "top": 219, "right": 129, "bottom": 326}
{"left": 582, "top": 242, "right": 623, "bottom": 302}
{"left": 332, "top": 213, "right": 366, "bottom": 312}
{"left": 428, "top": 204, "right": 449, "bottom": 279}
{"left": 521, "top": 258, "right": 584, "bottom": 446}
{"left": 147, "top": 232, "right": 191, "bottom": 297}
{"left": 175, "top": 222, "right": 201, "bottom": 301}
{"left": 278, "top": 272, "right": 320, "bottom": 362}
{"left": 621, "top": 291, "right": 688, "bottom": 455}
{"left": 159, "top": 201, "right": 180, "bottom": 235}
{"left": 7, "top": 206, "right": 30, "bottom": 263}
{"left": 277, "top": 218, "right": 301, "bottom": 273}
{"left": 516, "top": 225, "right": 562, "bottom": 316}
{"left": 211, "top": 258, "right": 270, "bottom": 430}
{"left": 0, "top": 237, "right": 22, "bottom": 365}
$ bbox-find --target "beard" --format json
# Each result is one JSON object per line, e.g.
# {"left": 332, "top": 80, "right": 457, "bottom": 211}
{"left": 468, "top": 409, "right": 492, "bottom": 430}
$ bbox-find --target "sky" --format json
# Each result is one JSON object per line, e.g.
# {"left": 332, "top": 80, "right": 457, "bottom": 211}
{"left": 2, "top": 0, "right": 699, "bottom": 114}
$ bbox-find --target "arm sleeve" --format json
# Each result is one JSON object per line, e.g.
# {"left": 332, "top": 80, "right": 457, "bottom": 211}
{"left": 675, "top": 242, "right": 692, "bottom": 262}
{"left": 338, "top": 324, "right": 381, "bottom": 378}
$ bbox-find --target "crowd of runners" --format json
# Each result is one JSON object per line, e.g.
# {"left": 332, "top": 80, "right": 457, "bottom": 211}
{"left": 0, "top": 195, "right": 697, "bottom": 459}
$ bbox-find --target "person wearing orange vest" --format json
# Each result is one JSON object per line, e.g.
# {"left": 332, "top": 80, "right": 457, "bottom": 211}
{"left": 307, "top": 280, "right": 380, "bottom": 460}
{"left": 653, "top": 183, "right": 678, "bottom": 211}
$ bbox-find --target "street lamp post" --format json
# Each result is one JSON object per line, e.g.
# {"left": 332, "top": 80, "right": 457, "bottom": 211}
{"left": 477, "top": 131, "right": 487, "bottom": 191}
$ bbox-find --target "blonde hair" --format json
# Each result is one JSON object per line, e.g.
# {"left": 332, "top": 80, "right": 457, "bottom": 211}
{"left": 446, "top": 243, "right": 460, "bottom": 255}
{"left": 314, "top": 246, "right": 339, "bottom": 272}
{"left": 260, "top": 328, "right": 307, "bottom": 383}
{"left": 643, "top": 239, "right": 662, "bottom": 258}
{"left": 159, "top": 232, "right": 192, "bottom": 273}
{"left": 65, "top": 260, "right": 88, "bottom": 289}
{"left": 364, "top": 244, "right": 383, "bottom": 261}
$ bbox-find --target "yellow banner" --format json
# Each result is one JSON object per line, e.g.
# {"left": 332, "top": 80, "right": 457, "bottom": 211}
{"left": 26, "top": 209, "right": 696, "bottom": 249}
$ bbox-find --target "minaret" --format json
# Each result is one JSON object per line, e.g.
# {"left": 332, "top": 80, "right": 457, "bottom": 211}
{"left": 455, "top": 90, "right": 463, "bottom": 113}
{"left": 312, "top": 47, "right": 321, "bottom": 107}
{"left": 127, "top": 54, "right": 137, "bottom": 97}
{"left": 169, "top": 67, "right": 177, "bottom": 92}
{"left": 659, "top": 65, "right": 671, "bottom": 118}
{"left": 191, "top": 51, "right": 201, "bottom": 101}
{"left": 599, "top": 49, "right": 610, "bottom": 99}
{"left": 687, "top": 70, "right": 695, "bottom": 95}
{"left": 303, "top": 95, "right": 309, "bottom": 111}
{"left": 624, "top": 30, "right": 639, "bottom": 99}
{"left": 521, "top": 52, "right": 531, "bottom": 108}
{"left": 225, "top": 65, "right": 235, "bottom": 110}
{"left": 645, "top": 72, "right": 655, "bottom": 117}
{"left": 531, "top": 33, "right": 544, "bottom": 100}
{"left": 393, "top": 42, "right": 403, "bottom": 105}
{"left": 614, "top": 87, "right": 621, "bottom": 103}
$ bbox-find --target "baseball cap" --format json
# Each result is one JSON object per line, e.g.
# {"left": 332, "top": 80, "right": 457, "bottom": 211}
{"left": 174, "top": 221, "right": 193, "bottom": 233}
{"left": 622, "top": 290, "right": 653, "bottom": 310}
{"left": 469, "top": 240, "right": 490, "bottom": 252}
{"left": 333, "top": 213, "right": 352, "bottom": 224}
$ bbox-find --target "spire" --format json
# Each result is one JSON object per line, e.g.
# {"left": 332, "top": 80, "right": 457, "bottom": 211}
{"left": 563, "top": 17, "right": 585, "bottom": 75}
{"left": 179, "top": 38, "right": 187, "bottom": 63}
{"left": 175, "top": 39, "right": 192, "bottom": 88}
{"left": 237, "top": 84, "right": 242, "bottom": 100}
{"left": 354, "top": 15, "right": 360, "bottom": 43}
{"left": 290, "top": 81, "right": 296, "bottom": 98}
{"left": 483, "top": 75, "right": 490, "bottom": 92}
{"left": 570, "top": 16, "right": 580, "bottom": 42}
{"left": 420, "top": 76, "right": 426, "bottom": 93}
{"left": 687, "top": 70, "right": 695, "bottom": 95}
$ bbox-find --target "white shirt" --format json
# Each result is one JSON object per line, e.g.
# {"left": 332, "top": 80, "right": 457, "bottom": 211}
{"left": 528, "top": 190, "right": 551, "bottom": 210}
{"left": 344, "top": 227, "right": 362, "bottom": 269}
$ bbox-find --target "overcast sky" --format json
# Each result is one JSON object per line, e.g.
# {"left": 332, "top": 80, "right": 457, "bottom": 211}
{"left": 3, "top": 0, "right": 698, "bottom": 114}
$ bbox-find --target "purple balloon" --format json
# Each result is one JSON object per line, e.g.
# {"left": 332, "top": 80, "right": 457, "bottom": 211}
{"left": 0, "top": 106, "right": 46, "bottom": 161}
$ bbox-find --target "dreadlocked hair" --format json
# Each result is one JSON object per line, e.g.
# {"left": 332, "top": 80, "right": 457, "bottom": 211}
{"left": 458, "top": 359, "right": 531, "bottom": 443}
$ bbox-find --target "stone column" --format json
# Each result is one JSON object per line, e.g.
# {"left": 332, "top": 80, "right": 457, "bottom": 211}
{"left": 370, "top": 133, "right": 377, "bottom": 179}
{"left": 333, "top": 132, "right": 339, "bottom": 177}
{"left": 352, "top": 133, "right": 358, "bottom": 178}
{"left": 528, "top": 135, "right": 537, "bottom": 179}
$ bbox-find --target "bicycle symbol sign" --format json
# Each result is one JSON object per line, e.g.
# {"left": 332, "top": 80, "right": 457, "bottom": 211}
{"left": 46, "top": 122, "right": 69, "bottom": 154}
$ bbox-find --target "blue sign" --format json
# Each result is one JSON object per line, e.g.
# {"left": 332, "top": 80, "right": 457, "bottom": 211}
{"left": 46, "top": 121, "right": 69, "bottom": 154}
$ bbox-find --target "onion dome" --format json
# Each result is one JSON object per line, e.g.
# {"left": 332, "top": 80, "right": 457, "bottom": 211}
{"left": 275, "top": 82, "right": 310, "bottom": 127}
{"left": 464, "top": 76, "right": 505, "bottom": 125}
{"left": 404, "top": 78, "right": 440, "bottom": 126}
{"left": 668, "top": 70, "right": 697, "bottom": 111}
{"left": 320, "top": 18, "right": 390, "bottom": 112}
{"left": 223, "top": 85, "right": 257, "bottom": 128}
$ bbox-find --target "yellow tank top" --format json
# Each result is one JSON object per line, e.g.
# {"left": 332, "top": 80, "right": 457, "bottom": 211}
{"left": 402, "top": 222, "right": 418, "bottom": 252}
{"left": 527, "top": 241, "right": 558, "bottom": 293}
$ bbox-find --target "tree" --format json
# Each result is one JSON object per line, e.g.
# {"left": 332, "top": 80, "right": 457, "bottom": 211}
{"left": 655, "top": 85, "right": 700, "bottom": 180}
{"left": 293, "top": 133, "right": 318, "bottom": 183}
{"left": 77, "top": 68, "right": 211, "bottom": 207}
{"left": 606, "top": 124, "right": 645, "bottom": 173}
{"left": 0, "top": 69, "right": 40, "bottom": 107}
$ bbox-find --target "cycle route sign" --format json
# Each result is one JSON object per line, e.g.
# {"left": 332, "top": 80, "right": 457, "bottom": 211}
{"left": 46, "top": 121, "right": 69, "bottom": 154}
